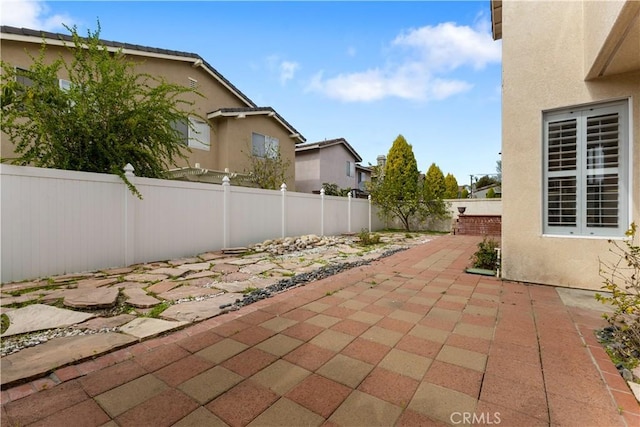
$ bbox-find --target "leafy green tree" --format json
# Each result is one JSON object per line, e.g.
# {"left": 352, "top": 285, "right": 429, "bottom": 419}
{"left": 0, "top": 23, "right": 203, "bottom": 196}
{"left": 322, "top": 183, "right": 350, "bottom": 197}
{"left": 486, "top": 188, "right": 496, "bottom": 198}
{"left": 246, "top": 144, "right": 291, "bottom": 190}
{"left": 424, "top": 163, "right": 445, "bottom": 200}
{"left": 461, "top": 188, "right": 470, "bottom": 199}
{"left": 444, "top": 173, "right": 459, "bottom": 198}
{"left": 369, "top": 135, "right": 448, "bottom": 231}
{"left": 476, "top": 175, "right": 498, "bottom": 189}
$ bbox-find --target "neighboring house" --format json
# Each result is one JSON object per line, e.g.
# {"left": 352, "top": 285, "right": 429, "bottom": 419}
{"left": 295, "top": 138, "right": 371, "bottom": 194}
{"left": 0, "top": 26, "right": 305, "bottom": 190}
{"left": 491, "top": 0, "right": 639, "bottom": 290}
{"left": 473, "top": 184, "right": 501, "bottom": 199}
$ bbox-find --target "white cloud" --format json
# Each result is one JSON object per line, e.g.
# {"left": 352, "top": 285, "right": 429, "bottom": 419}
{"left": 0, "top": 0, "right": 74, "bottom": 31}
{"left": 306, "top": 19, "right": 500, "bottom": 103}
{"left": 392, "top": 21, "right": 501, "bottom": 71}
{"left": 279, "top": 60, "right": 299, "bottom": 85}
{"left": 266, "top": 55, "right": 300, "bottom": 85}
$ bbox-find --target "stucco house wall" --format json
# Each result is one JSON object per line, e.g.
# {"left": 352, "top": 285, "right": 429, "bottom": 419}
{"left": 295, "top": 138, "right": 368, "bottom": 194}
{"left": 0, "top": 27, "right": 303, "bottom": 190}
{"left": 295, "top": 150, "right": 321, "bottom": 193}
{"left": 497, "top": 0, "right": 639, "bottom": 290}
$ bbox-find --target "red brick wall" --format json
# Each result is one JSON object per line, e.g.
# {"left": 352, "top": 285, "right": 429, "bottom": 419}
{"left": 455, "top": 215, "right": 501, "bottom": 236}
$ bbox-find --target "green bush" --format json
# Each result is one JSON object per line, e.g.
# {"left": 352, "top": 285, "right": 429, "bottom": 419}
{"left": 471, "top": 237, "right": 499, "bottom": 270}
{"left": 358, "top": 228, "right": 381, "bottom": 246}
{"left": 596, "top": 223, "right": 640, "bottom": 369}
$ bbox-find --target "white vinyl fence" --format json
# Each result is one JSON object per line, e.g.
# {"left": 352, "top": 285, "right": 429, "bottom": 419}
{"left": 0, "top": 164, "right": 384, "bottom": 283}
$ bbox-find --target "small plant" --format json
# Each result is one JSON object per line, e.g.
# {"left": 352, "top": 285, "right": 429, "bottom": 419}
{"left": 470, "top": 236, "right": 499, "bottom": 270}
{"left": 242, "top": 287, "right": 259, "bottom": 294}
{"left": 325, "top": 290, "right": 337, "bottom": 296}
{"left": 145, "top": 301, "right": 171, "bottom": 318}
{"left": 595, "top": 223, "right": 640, "bottom": 371}
{"left": 1, "top": 313, "right": 9, "bottom": 335}
{"left": 358, "top": 228, "right": 381, "bottom": 246}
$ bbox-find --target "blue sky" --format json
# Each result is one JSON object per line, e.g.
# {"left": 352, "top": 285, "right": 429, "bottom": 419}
{"left": 1, "top": 0, "right": 502, "bottom": 185}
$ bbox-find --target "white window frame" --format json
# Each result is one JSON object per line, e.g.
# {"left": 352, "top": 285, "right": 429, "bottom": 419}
{"left": 252, "top": 132, "right": 279, "bottom": 159}
{"left": 543, "top": 99, "right": 630, "bottom": 237}
{"left": 346, "top": 161, "right": 355, "bottom": 177}
{"left": 59, "top": 79, "right": 72, "bottom": 91}
{"left": 187, "top": 117, "right": 210, "bottom": 151}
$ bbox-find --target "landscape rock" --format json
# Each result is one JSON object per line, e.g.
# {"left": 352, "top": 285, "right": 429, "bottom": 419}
{"left": 63, "top": 287, "right": 120, "bottom": 309}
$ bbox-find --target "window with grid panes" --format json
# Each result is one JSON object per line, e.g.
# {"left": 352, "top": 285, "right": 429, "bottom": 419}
{"left": 543, "top": 100, "right": 629, "bottom": 237}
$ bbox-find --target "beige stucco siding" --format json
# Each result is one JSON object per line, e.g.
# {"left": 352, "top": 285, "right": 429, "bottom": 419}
{"left": 295, "top": 150, "right": 321, "bottom": 193}
{"left": 319, "top": 144, "right": 357, "bottom": 190}
{"left": 215, "top": 115, "right": 297, "bottom": 190}
{"left": 501, "top": 0, "right": 639, "bottom": 289}
{"left": 1, "top": 36, "right": 300, "bottom": 188}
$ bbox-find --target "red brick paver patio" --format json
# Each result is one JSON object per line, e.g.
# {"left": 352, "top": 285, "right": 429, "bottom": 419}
{"left": 1, "top": 235, "right": 637, "bottom": 426}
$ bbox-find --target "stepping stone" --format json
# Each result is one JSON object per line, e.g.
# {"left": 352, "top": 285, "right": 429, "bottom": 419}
{"left": 1, "top": 304, "right": 94, "bottom": 337}
{"left": 116, "top": 281, "right": 148, "bottom": 290}
{"left": 147, "top": 267, "right": 189, "bottom": 277}
{"left": 212, "top": 264, "right": 240, "bottom": 274}
{"left": 240, "top": 262, "right": 278, "bottom": 275}
{"left": 75, "top": 277, "right": 120, "bottom": 288}
{"left": 100, "top": 267, "right": 135, "bottom": 275}
{"left": 198, "top": 252, "right": 226, "bottom": 261}
{"left": 158, "top": 285, "right": 222, "bottom": 301}
{"left": 182, "top": 277, "right": 219, "bottom": 287}
{"left": 139, "top": 261, "right": 171, "bottom": 269}
{"left": 51, "top": 273, "right": 93, "bottom": 283}
{"left": 0, "top": 333, "right": 137, "bottom": 386}
{"left": 64, "top": 287, "right": 119, "bottom": 309}
{"left": 176, "top": 262, "right": 211, "bottom": 271}
{"left": 222, "top": 247, "right": 249, "bottom": 255}
{"left": 0, "top": 281, "right": 49, "bottom": 293}
{"left": 78, "top": 314, "right": 136, "bottom": 331}
{"left": 226, "top": 258, "right": 259, "bottom": 266}
{"left": 220, "top": 272, "right": 252, "bottom": 282}
{"left": 124, "top": 273, "right": 168, "bottom": 282}
{"left": 146, "top": 281, "right": 181, "bottom": 294}
{"left": 215, "top": 282, "right": 251, "bottom": 293}
{"left": 123, "top": 288, "right": 162, "bottom": 308}
{"left": 119, "top": 317, "right": 188, "bottom": 339}
{"left": 168, "top": 257, "right": 201, "bottom": 266}
{"left": 183, "top": 271, "right": 218, "bottom": 280}
{"left": 268, "top": 269, "right": 295, "bottom": 277}
{"left": 0, "top": 294, "right": 41, "bottom": 307}
{"left": 161, "top": 293, "right": 242, "bottom": 323}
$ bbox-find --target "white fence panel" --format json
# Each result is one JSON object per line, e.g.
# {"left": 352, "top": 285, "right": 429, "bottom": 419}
{"left": 132, "top": 177, "right": 224, "bottom": 264}
{"left": 228, "top": 186, "right": 282, "bottom": 247}
{"left": 287, "top": 192, "right": 322, "bottom": 237}
{"left": 0, "top": 165, "right": 125, "bottom": 282}
{"left": 323, "top": 196, "right": 348, "bottom": 235}
{"left": 1, "top": 165, "right": 383, "bottom": 283}
{"left": 351, "top": 198, "right": 369, "bottom": 232}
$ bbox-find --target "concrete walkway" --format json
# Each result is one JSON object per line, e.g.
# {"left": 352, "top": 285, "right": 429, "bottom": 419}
{"left": 1, "top": 235, "right": 638, "bottom": 426}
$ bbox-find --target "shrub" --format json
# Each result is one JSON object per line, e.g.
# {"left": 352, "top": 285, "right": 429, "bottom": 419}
{"left": 471, "top": 236, "right": 499, "bottom": 270}
{"left": 596, "top": 223, "right": 640, "bottom": 369}
{"left": 358, "top": 228, "right": 381, "bottom": 246}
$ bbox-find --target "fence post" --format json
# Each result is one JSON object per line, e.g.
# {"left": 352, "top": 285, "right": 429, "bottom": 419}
{"left": 347, "top": 191, "right": 352, "bottom": 233}
{"left": 368, "top": 194, "right": 372, "bottom": 232}
{"left": 281, "top": 183, "right": 287, "bottom": 238}
{"left": 320, "top": 187, "right": 325, "bottom": 236}
{"left": 222, "top": 176, "right": 230, "bottom": 248}
{"left": 123, "top": 164, "right": 136, "bottom": 266}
